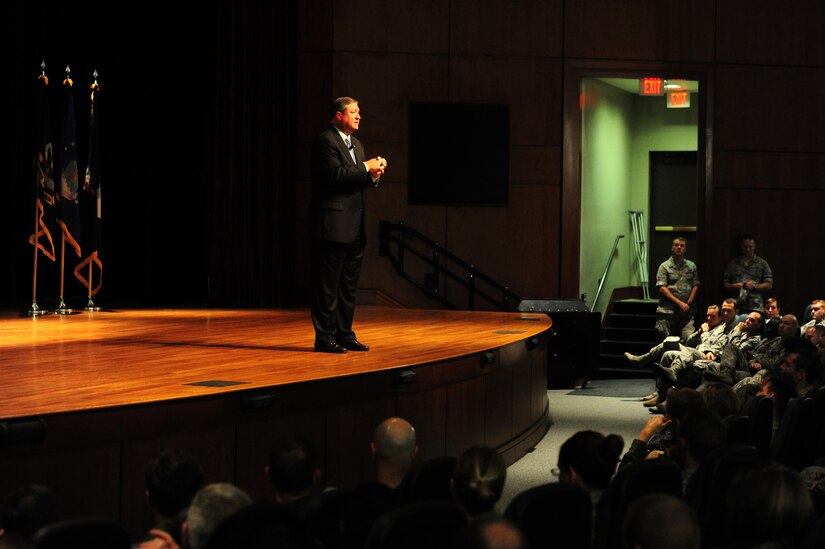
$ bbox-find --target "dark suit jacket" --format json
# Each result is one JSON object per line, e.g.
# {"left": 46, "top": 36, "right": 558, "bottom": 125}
{"left": 310, "top": 125, "right": 372, "bottom": 245}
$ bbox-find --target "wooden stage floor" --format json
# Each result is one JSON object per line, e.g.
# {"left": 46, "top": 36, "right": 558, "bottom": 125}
{"left": 0, "top": 306, "right": 552, "bottom": 420}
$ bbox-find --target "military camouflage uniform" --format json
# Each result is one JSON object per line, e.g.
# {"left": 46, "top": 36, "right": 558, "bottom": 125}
{"left": 723, "top": 254, "right": 773, "bottom": 313}
{"left": 655, "top": 256, "right": 699, "bottom": 341}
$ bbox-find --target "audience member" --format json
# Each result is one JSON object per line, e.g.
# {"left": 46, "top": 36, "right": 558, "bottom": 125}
{"left": 651, "top": 236, "right": 700, "bottom": 341}
{"left": 451, "top": 446, "right": 507, "bottom": 517}
{"left": 460, "top": 514, "right": 525, "bottom": 549}
{"left": 702, "top": 310, "right": 766, "bottom": 385}
{"left": 203, "top": 501, "right": 316, "bottom": 549}
{"left": 646, "top": 388, "right": 706, "bottom": 454}
{"left": 636, "top": 305, "right": 729, "bottom": 408}
{"left": 799, "top": 299, "right": 825, "bottom": 335}
{"left": 729, "top": 314, "right": 800, "bottom": 398}
{"left": 371, "top": 417, "right": 418, "bottom": 489}
{"left": 752, "top": 370, "right": 797, "bottom": 440}
{"left": 698, "top": 382, "right": 741, "bottom": 418}
{"left": 143, "top": 449, "right": 204, "bottom": 544}
{"left": 764, "top": 297, "right": 781, "bottom": 319}
{"left": 621, "top": 493, "right": 701, "bottom": 549}
{"left": 625, "top": 303, "right": 730, "bottom": 407}
{"left": 778, "top": 345, "right": 825, "bottom": 397}
{"left": 673, "top": 407, "right": 728, "bottom": 498}
{"left": 266, "top": 436, "right": 320, "bottom": 518}
{"left": 556, "top": 430, "right": 624, "bottom": 509}
{"left": 722, "top": 234, "right": 773, "bottom": 314}
{"left": 140, "top": 482, "right": 252, "bottom": 549}
{"left": 725, "top": 463, "right": 816, "bottom": 548}
{"left": 0, "top": 484, "right": 59, "bottom": 542}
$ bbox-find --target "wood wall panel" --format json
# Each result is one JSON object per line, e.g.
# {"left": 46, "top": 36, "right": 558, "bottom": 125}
{"left": 450, "top": 56, "right": 563, "bottom": 147}
{"left": 397, "top": 386, "right": 448, "bottom": 461}
{"left": 445, "top": 376, "right": 487, "bottom": 457}
{"left": 445, "top": 184, "right": 560, "bottom": 307}
{"left": 333, "top": 0, "right": 449, "bottom": 53}
{"left": 715, "top": 65, "right": 825, "bottom": 152}
{"left": 563, "top": 0, "right": 715, "bottom": 62}
{"left": 717, "top": 1, "right": 825, "bottom": 66}
{"left": 331, "top": 52, "right": 449, "bottom": 144}
{"left": 325, "top": 397, "right": 397, "bottom": 489}
{"left": 484, "top": 360, "right": 513, "bottom": 449}
{"left": 714, "top": 151, "right": 825, "bottom": 190}
{"left": 450, "top": 0, "right": 562, "bottom": 57}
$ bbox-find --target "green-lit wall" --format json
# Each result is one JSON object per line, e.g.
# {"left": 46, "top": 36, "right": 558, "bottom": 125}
{"left": 580, "top": 79, "right": 698, "bottom": 314}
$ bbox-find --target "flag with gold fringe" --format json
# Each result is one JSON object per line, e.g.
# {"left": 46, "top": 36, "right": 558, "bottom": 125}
{"left": 28, "top": 70, "right": 56, "bottom": 261}
{"left": 74, "top": 74, "right": 103, "bottom": 295}
{"left": 56, "top": 71, "right": 82, "bottom": 263}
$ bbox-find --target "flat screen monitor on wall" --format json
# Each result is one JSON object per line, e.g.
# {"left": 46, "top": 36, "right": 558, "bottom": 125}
{"left": 408, "top": 102, "right": 510, "bottom": 207}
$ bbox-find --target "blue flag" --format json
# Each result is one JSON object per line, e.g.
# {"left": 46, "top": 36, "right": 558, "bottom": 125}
{"left": 57, "top": 75, "right": 82, "bottom": 260}
{"left": 74, "top": 79, "right": 103, "bottom": 295}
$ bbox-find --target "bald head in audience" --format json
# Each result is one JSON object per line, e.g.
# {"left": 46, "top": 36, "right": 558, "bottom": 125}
{"left": 371, "top": 417, "right": 419, "bottom": 488}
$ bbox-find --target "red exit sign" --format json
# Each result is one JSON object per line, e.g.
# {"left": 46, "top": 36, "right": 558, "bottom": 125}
{"left": 639, "top": 77, "right": 664, "bottom": 96}
{"left": 667, "top": 91, "right": 691, "bottom": 108}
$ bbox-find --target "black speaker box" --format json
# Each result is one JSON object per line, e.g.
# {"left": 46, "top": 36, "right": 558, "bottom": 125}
{"left": 519, "top": 299, "right": 600, "bottom": 388}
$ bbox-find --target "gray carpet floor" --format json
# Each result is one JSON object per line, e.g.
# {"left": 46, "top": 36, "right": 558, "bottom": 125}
{"left": 496, "top": 377, "right": 657, "bottom": 513}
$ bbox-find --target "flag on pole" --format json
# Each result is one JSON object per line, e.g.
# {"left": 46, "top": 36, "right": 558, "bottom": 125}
{"left": 74, "top": 74, "right": 103, "bottom": 295}
{"left": 28, "top": 70, "right": 56, "bottom": 261}
{"left": 56, "top": 71, "right": 82, "bottom": 261}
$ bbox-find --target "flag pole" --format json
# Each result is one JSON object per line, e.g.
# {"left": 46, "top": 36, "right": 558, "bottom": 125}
{"left": 56, "top": 235, "right": 77, "bottom": 314}
{"left": 29, "top": 61, "right": 53, "bottom": 317}
{"left": 84, "top": 259, "right": 100, "bottom": 312}
{"left": 55, "top": 64, "right": 79, "bottom": 316}
{"left": 83, "top": 71, "right": 101, "bottom": 313}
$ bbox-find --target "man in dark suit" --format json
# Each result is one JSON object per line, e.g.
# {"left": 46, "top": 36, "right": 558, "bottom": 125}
{"left": 310, "top": 97, "right": 387, "bottom": 353}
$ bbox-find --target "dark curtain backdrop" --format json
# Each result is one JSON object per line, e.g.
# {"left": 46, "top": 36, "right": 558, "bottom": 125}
{"left": 210, "top": 1, "right": 297, "bottom": 307}
{"left": 4, "top": 1, "right": 296, "bottom": 310}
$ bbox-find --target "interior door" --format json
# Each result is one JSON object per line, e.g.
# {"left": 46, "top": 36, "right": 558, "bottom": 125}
{"left": 648, "top": 151, "right": 698, "bottom": 295}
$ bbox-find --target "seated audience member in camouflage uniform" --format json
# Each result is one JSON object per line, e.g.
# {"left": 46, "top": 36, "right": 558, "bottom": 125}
{"left": 722, "top": 234, "right": 773, "bottom": 314}
{"left": 653, "top": 236, "right": 699, "bottom": 341}
{"left": 641, "top": 305, "right": 730, "bottom": 408}
{"left": 702, "top": 310, "right": 766, "bottom": 385}
{"left": 729, "top": 314, "right": 800, "bottom": 398}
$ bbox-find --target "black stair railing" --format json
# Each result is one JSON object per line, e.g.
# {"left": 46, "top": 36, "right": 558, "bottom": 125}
{"left": 378, "top": 220, "right": 521, "bottom": 311}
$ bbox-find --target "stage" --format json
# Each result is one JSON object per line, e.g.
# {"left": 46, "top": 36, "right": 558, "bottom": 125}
{"left": 0, "top": 306, "right": 551, "bottom": 539}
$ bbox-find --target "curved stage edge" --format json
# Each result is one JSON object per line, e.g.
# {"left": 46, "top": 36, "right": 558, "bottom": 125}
{"left": 0, "top": 306, "right": 552, "bottom": 540}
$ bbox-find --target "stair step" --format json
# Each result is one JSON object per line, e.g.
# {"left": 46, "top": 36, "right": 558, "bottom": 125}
{"left": 613, "top": 299, "right": 658, "bottom": 315}
{"left": 608, "top": 313, "right": 658, "bottom": 329}
{"left": 604, "top": 326, "right": 659, "bottom": 341}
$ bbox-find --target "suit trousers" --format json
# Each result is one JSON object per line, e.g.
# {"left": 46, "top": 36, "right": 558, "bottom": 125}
{"left": 311, "top": 238, "right": 364, "bottom": 344}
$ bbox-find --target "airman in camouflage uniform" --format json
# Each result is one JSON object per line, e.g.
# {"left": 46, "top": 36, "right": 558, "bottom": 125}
{"left": 723, "top": 235, "right": 773, "bottom": 314}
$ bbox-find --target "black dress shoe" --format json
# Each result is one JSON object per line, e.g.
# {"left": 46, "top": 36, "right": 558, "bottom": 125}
{"left": 336, "top": 338, "right": 369, "bottom": 351}
{"left": 314, "top": 341, "right": 347, "bottom": 354}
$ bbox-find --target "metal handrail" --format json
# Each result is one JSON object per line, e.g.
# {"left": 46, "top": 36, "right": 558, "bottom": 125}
{"left": 591, "top": 234, "right": 624, "bottom": 312}
{"left": 378, "top": 220, "right": 521, "bottom": 311}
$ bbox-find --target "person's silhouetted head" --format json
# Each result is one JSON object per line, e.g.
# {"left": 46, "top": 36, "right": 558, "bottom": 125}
{"left": 557, "top": 430, "right": 624, "bottom": 490}
{"left": 622, "top": 493, "right": 700, "bottom": 549}
{"left": 267, "top": 436, "right": 319, "bottom": 503}
{"left": 451, "top": 446, "right": 507, "bottom": 516}
{"left": 145, "top": 449, "right": 204, "bottom": 519}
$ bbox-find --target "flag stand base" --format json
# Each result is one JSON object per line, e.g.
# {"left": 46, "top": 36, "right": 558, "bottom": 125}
{"left": 27, "top": 302, "right": 53, "bottom": 317}
{"left": 84, "top": 299, "right": 102, "bottom": 312}
{"left": 55, "top": 300, "right": 80, "bottom": 315}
